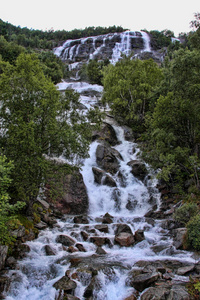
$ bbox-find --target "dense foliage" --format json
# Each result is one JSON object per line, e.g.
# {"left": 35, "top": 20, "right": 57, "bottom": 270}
{"left": 102, "top": 56, "right": 163, "bottom": 132}
{"left": 0, "top": 53, "right": 93, "bottom": 205}
{"left": 0, "top": 155, "right": 25, "bottom": 245}
{"left": 0, "top": 19, "right": 126, "bottom": 49}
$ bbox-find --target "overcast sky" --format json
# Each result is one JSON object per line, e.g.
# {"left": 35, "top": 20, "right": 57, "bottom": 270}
{"left": 1, "top": 0, "right": 199, "bottom": 37}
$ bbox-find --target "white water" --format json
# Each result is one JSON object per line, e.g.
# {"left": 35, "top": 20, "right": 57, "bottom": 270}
{"left": 5, "top": 83, "right": 195, "bottom": 300}
{"left": 54, "top": 31, "right": 151, "bottom": 64}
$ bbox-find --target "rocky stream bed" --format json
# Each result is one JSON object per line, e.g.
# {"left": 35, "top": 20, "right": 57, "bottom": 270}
{"left": 0, "top": 82, "right": 199, "bottom": 300}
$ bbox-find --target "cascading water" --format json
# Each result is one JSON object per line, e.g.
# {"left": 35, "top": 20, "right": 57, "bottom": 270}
{"left": 4, "top": 82, "right": 195, "bottom": 300}
{"left": 54, "top": 30, "right": 151, "bottom": 65}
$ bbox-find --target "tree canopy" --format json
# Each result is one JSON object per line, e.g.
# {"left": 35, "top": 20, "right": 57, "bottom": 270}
{"left": 0, "top": 53, "right": 92, "bottom": 203}
{"left": 102, "top": 56, "right": 163, "bottom": 131}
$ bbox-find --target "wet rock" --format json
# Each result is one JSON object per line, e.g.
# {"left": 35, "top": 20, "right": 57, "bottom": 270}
{"left": 96, "top": 246, "right": 107, "bottom": 255}
{"left": 102, "top": 212, "right": 113, "bottom": 224}
{"left": 92, "top": 167, "right": 105, "bottom": 184}
{"left": 90, "top": 237, "right": 112, "bottom": 247}
{"left": 68, "top": 246, "right": 79, "bottom": 253}
{"left": 134, "top": 229, "right": 145, "bottom": 243}
{"left": 123, "top": 126, "right": 134, "bottom": 142}
{"left": 94, "top": 224, "right": 109, "bottom": 233}
{"left": 0, "top": 245, "right": 8, "bottom": 270}
{"left": 129, "top": 272, "right": 160, "bottom": 292}
{"left": 126, "top": 199, "right": 138, "bottom": 211}
{"left": 127, "top": 160, "right": 147, "bottom": 181}
{"left": 115, "top": 224, "right": 133, "bottom": 235}
{"left": 96, "top": 143, "right": 122, "bottom": 175}
{"left": 0, "top": 275, "right": 11, "bottom": 298}
{"left": 53, "top": 275, "right": 77, "bottom": 292}
{"left": 76, "top": 243, "right": 86, "bottom": 252}
{"left": 80, "top": 231, "right": 89, "bottom": 241}
{"left": 173, "top": 228, "right": 187, "bottom": 249}
{"left": 43, "top": 245, "right": 56, "bottom": 256}
{"left": 74, "top": 215, "right": 89, "bottom": 224}
{"left": 114, "top": 232, "right": 135, "bottom": 247}
{"left": 93, "top": 123, "right": 118, "bottom": 146}
{"left": 56, "top": 235, "right": 76, "bottom": 247}
{"left": 102, "top": 174, "right": 117, "bottom": 187}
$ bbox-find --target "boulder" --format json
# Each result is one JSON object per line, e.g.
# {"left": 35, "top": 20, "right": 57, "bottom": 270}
{"left": 102, "top": 212, "right": 113, "bottom": 224}
{"left": 96, "top": 143, "right": 122, "bottom": 174}
{"left": 56, "top": 235, "right": 76, "bottom": 247}
{"left": 94, "top": 224, "right": 108, "bottom": 233}
{"left": 92, "top": 167, "right": 117, "bottom": 187}
{"left": 129, "top": 272, "right": 160, "bottom": 292}
{"left": 115, "top": 224, "right": 133, "bottom": 235}
{"left": 92, "top": 167, "right": 105, "bottom": 184}
{"left": 76, "top": 243, "right": 86, "bottom": 252}
{"left": 134, "top": 229, "right": 145, "bottom": 243}
{"left": 34, "top": 221, "right": 48, "bottom": 230}
{"left": 114, "top": 232, "right": 135, "bottom": 247}
{"left": 0, "top": 245, "right": 8, "bottom": 270}
{"left": 43, "top": 245, "right": 56, "bottom": 256}
{"left": 80, "top": 231, "right": 89, "bottom": 241}
{"left": 47, "top": 169, "right": 88, "bottom": 215}
{"left": 140, "top": 286, "right": 169, "bottom": 300}
{"left": 74, "top": 215, "right": 89, "bottom": 224}
{"left": 168, "top": 285, "right": 190, "bottom": 300}
{"left": 96, "top": 246, "right": 107, "bottom": 255}
{"left": 127, "top": 160, "right": 147, "bottom": 181}
{"left": 92, "top": 123, "right": 118, "bottom": 146}
{"left": 0, "top": 275, "right": 11, "bottom": 298}
{"left": 90, "top": 237, "right": 112, "bottom": 247}
{"left": 53, "top": 276, "right": 77, "bottom": 292}
{"left": 102, "top": 174, "right": 117, "bottom": 187}
{"left": 173, "top": 228, "right": 187, "bottom": 249}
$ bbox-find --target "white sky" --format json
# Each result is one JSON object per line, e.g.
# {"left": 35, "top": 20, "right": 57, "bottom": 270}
{"left": 1, "top": 0, "right": 199, "bottom": 37}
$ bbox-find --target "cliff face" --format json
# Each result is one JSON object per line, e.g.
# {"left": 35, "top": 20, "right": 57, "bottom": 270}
{"left": 54, "top": 31, "right": 152, "bottom": 64}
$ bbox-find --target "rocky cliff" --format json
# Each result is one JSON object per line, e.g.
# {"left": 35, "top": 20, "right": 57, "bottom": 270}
{"left": 54, "top": 30, "right": 159, "bottom": 64}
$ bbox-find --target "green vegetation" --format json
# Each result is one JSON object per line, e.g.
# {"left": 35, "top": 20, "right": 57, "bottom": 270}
{"left": 80, "top": 58, "right": 110, "bottom": 84}
{"left": 102, "top": 56, "right": 162, "bottom": 132}
{"left": 186, "top": 215, "right": 200, "bottom": 250}
{"left": 0, "top": 53, "right": 94, "bottom": 206}
{"left": 0, "top": 19, "right": 126, "bottom": 49}
{"left": 0, "top": 155, "right": 25, "bottom": 245}
{"left": 173, "top": 203, "right": 199, "bottom": 226}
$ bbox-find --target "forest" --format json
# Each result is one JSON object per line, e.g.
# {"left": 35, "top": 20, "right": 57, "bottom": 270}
{"left": 0, "top": 13, "right": 200, "bottom": 257}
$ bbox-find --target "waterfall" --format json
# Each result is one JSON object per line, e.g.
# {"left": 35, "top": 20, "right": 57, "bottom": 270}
{"left": 4, "top": 82, "right": 195, "bottom": 300}
{"left": 54, "top": 31, "right": 151, "bottom": 64}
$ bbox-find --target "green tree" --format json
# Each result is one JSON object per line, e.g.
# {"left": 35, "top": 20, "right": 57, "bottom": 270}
{"left": 102, "top": 56, "right": 162, "bottom": 131}
{"left": 0, "top": 53, "right": 92, "bottom": 205}
{"left": 142, "top": 48, "right": 200, "bottom": 188}
{"left": 38, "top": 51, "right": 64, "bottom": 84}
{"left": 0, "top": 155, "right": 25, "bottom": 245}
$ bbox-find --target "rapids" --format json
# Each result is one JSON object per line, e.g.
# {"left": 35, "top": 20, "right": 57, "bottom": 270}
{"left": 5, "top": 82, "right": 195, "bottom": 300}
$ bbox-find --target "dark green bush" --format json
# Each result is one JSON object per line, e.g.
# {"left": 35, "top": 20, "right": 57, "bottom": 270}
{"left": 173, "top": 202, "right": 199, "bottom": 226}
{"left": 186, "top": 214, "right": 200, "bottom": 250}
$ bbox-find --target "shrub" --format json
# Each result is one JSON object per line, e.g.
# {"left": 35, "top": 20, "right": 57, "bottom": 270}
{"left": 186, "top": 214, "right": 200, "bottom": 250}
{"left": 173, "top": 202, "right": 199, "bottom": 226}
